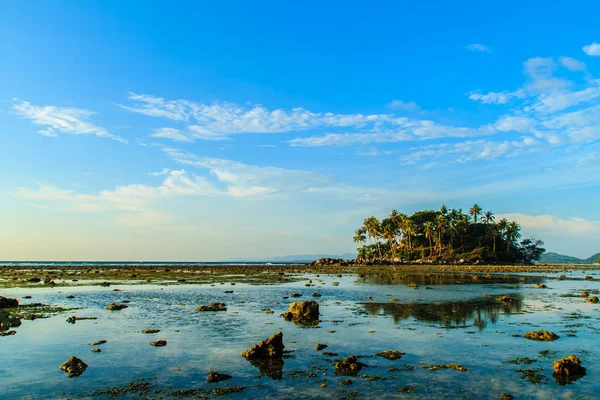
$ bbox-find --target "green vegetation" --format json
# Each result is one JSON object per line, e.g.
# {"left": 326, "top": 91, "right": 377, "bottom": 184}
{"left": 353, "top": 204, "right": 545, "bottom": 264}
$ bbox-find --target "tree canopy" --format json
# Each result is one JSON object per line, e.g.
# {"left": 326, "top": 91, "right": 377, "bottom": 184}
{"left": 354, "top": 204, "right": 545, "bottom": 264}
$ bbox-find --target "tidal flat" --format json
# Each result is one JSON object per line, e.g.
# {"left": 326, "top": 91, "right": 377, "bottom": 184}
{"left": 1, "top": 265, "right": 599, "bottom": 399}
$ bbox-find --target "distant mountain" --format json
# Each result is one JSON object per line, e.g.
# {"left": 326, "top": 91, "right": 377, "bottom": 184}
{"left": 539, "top": 251, "right": 600, "bottom": 264}
{"left": 229, "top": 253, "right": 357, "bottom": 263}
{"left": 584, "top": 252, "right": 600, "bottom": 263}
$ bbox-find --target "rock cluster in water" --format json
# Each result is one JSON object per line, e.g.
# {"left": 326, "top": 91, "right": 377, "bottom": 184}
{"left": 105, "top": 303, "right": 128, "bottom": 311}
{"left": 149, "top": 340, "right": 167, "bottom": 347}
{"left": 206, "top": 371, "right": 232, "bottom": 383}
{"left": 335, "top": 355, "right": 365, "bottom": 376}
{"left": 524, "top": 330, "right": 559, "bottom": 341}
{"left": 552, "top": 355, "right": 587, "bottom": 385}
{"left": 0, "top": 297, "right": 18, "bottom": 308}
{"left": 376, "top": 350, "right": 405, "bottom": 360}
{"left": 60, "top": 356, "right": 88, "bottom": 377}
{"left": 241, "top": 332, "right": 284, "bottom": 359}
{"left": 282, "top": 301, "right": 319, "bottom": 324}
{"left": 195, "top": 303, "right": 227, "bottom": 312}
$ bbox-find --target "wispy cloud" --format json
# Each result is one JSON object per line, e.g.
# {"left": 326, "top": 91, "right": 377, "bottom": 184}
{"left": 162, "top": 147, "right": 330, "bottom": 196}
{"left": 12, "top": 99, "right": 127, "bottom": 143}
{"left": 468, "top": 90, "right": 526, "bottom": 104}
{"left": 583, "top": 42, "right": 600, "bottom": 56}
{"left": 387, "top": 99, "right": 421, "bottom": 111}
{"left": 465, "top": 44, "right": 492, "bottom": 53}
{"left": 356, "top": 146, "right": 395, "bottom": 156}
{"left": 15, "top": 169, "right": 214, "bottom": 225}
{"left": 119, "top": 92, "right": 381, "bottom": 141}
{"left": 499, "top": 213, "right": 600, "bottom": 235}
{"left": 559, "top": 56, "right": 586, "bottom": 72}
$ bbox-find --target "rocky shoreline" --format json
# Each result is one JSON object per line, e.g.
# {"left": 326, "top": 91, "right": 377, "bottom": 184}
{"left": 0, "top": 261, "right": 598, "bottom": 289}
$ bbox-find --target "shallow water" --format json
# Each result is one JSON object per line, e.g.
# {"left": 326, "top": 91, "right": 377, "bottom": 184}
{"left": 1, "top": 270, "right": 599, "bottom": 399}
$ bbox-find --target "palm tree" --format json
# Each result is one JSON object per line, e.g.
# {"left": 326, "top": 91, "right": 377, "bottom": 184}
{"left": 482, "top": 211, "right": 495, "bottom": 236}
{"left": 469, "top": 204, "right": 482, "bottom": 224}
{"left": 435, "top": 214, "right": 447, "bottom": 256}
{"left": 505, "top": 221, "right": 521, "bottom": 253}
{"left": 424, "top": 221, "right": 434, "bottom": 257}
{"left": 353, "top": 227, "right": 367, "bottom": 246}
{"left": 403, "top": 219, "right": 416, "bottom": 251}
{"left": 381, "top": 218, "right": 396, "bottom": 256}
{"left": 439, "top": 204, "right": 448, "bottom": 216}
{"left": 489, "top": 224, "right": 499, "bottom": 253}
{"left": 364, "top": 216, "right": 383, "bottom": 258}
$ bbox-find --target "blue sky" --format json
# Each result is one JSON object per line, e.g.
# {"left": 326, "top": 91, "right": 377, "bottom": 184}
{"left": 1, "top": 1, "right": 600, "bottom": 260}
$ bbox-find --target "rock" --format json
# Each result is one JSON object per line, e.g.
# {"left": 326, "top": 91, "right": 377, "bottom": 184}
{"left": 376, "top": 350, "right": 405, "bottom": 360}
{"left": 0, "top": 310, "right": 21, "bottom": 331}
{"left": 22, "top": 296, "right": 32, "bottom": 299}
{"left": 315, "top": 344, "right": 328, "bottom": 351}
{"left": 497, "top": 295, "right": 514, "bottom": 303}
{"left": 332, "top": 282, "right": 340, "bottom": 286}
{"left": 335, "top": 355, "right": 365, "bottom": 376}
{"left": 195, "top": 302, "right": 227, "bottom": 312}
{"left": 28, "top": 277, "right": 42, "bottom": 283}
{"left": 535, "top": 284, "right": 547, "bottom": 289}
{"left": 282, "top": 301, "right": 320, "bottom": 324}
{"left": 149, "top": 340, "right": 167, "bottom": 347}
{"left": 552, "top": 355, "right": 586, "bottom": 385}
{"left": 581, "top": 291, "right": 589, "bottom": 297}
{"left": 499, "top": 393, "right": 514, "bottom": 400}
{"left": 312, "top": 293, "right": 322, "bottom": 297}
{"left": 66, "top": 295, "right": 75, "bottom": 299}
{"left": 224, "top": 290, "right": 234, "bottom": 293}
{"left": 586, "top": 296, "right": 598, "bottom": 304}
{"left": 241, "top": 332, "right": 284, "bottom": 359}
{"left": 0, "top": 297, "right": 18, "bottom": 308}
{"left": 289, "top": 293, "right": 302, "bottom": 297}
{"left": 99, "top": 282, "right": 111, "bottom": 287}
{"left": 207, "top": 371, "right": 232, "bottom": 383}
{"left": 60, "top": 356, "right": 88, "bottom": 377}
{"left": 142, "top": 329, "right": 161, "bottom": 334}
{"left": 105, "top": 303, "right": 128, "bottom": 311}
{"left": 524, "top": 330, "right": 560, "bottom": 341}
{"left": 91, "top": 348, "right": 101, "bottom": 353}
{"left": 88, "top": 340, "right": 107, "bottom": 346}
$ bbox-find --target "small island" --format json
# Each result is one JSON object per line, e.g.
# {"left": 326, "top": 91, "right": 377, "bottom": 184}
{"left": 350, "top": 204, "right": 545, "bottom": 265}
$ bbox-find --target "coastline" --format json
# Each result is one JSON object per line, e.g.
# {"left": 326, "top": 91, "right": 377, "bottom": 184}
{"left": 1, "top": 262, "right": 598, "bottom": 289}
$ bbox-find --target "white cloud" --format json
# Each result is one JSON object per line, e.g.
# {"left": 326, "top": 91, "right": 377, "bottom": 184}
{"left": 15, "top": 170, "right": 216, "bottom": 225}
{"left": 465, "top": 44, "right": 492, "bottom": 53}
{"left": 356, "top": 146, "right": 395, "bottom": 156}
{"left": 150, "top": 127, "right": 194, "bottom": 142}
{"left": 288, "top": 120, "right": 497, "bottom": 147}
{"left": 559, "top": 56, "right": 586, "bottom": 71}
{"left": 583, "top": 42, "right": 600, "bottom": 56}
{"left": 387, "top": 100, "right": 421, "bottom": 111}
{"left": 120, "top": 92, "right": 382, "bottom": 141}
{"left": 495, "top": 115, "right": 536, "bottom": 132}
{"left": 402, "top": 137, "right": 542, "bottom": 164}
{"left": 162, "top": 147, "right": 330, "bottom": 195}
{"left": 468, "top": 90, "right": 526, "bottom": 104}
{"left": 531, "top": 82, "right": 600, "bottom": 113}
{"left": 499, "top": 213, "right": 600, "bottom": 235}
{"left": 13, "top": 100, "right": 127, "bottom": 143}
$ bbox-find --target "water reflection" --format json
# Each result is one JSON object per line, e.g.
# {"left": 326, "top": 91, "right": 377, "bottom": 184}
{"left": 246, "top": 358, "right": 284, "bottom": 380}
{"left": 356, "top": 272, "right": 543, "bottom": 286}
{"left": 360, "top": 295, "right": 523, "bottom": 330}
